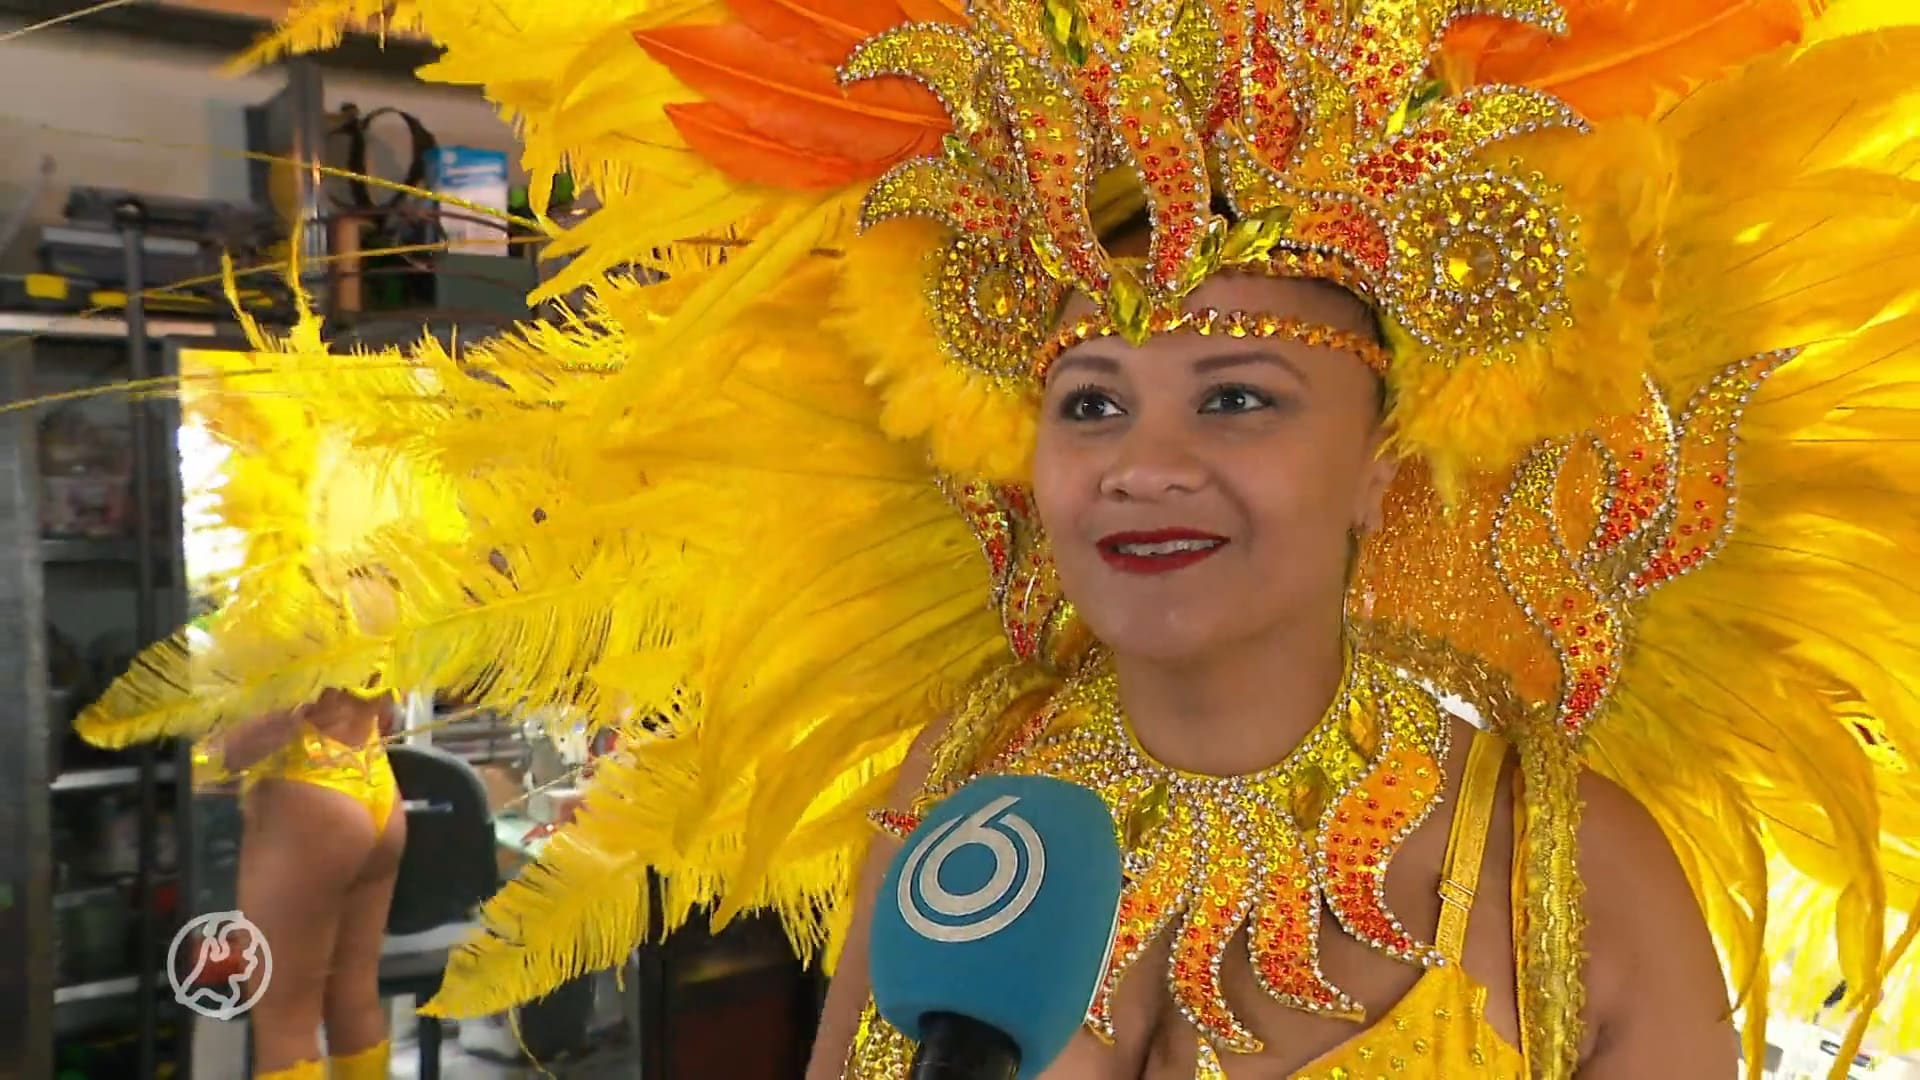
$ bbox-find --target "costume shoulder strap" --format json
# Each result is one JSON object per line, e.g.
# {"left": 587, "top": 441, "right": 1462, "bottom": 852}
{"left": 1436, "top": 728, "right": 1508, "bottom": 963}
{"left": 1506, "top": 712, "right": 1587, "bottom": 1080}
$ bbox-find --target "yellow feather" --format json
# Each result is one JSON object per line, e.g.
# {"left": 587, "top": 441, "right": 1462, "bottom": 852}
{"left": 835, "top": 217, "right": 1038, "bottom": 482}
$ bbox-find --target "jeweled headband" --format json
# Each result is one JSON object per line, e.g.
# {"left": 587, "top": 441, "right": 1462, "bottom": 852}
{"left": 1036, "top": 309, "right": 1392, "bottom": 381}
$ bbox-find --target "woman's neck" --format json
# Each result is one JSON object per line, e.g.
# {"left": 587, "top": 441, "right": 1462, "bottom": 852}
{"left": 1112, "top": 611, "right": 1347, "bottom": 776}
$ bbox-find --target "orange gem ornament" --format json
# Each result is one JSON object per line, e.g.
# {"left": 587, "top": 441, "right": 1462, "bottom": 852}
{"left": 1002, "top": 650, "right": 1451, "bottom": 1052}
{"left": 1493, "top": 352, "right": 1794, "bottom": 735}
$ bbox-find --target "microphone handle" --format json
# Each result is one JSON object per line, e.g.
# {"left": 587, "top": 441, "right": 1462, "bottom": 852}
{"left": 907, "top": 1012, "right": 1022, "bottom": 1080}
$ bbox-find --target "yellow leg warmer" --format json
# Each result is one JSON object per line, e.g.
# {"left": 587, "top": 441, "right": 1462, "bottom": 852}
{"left": 253, "top": 1062, "right": 326, "bottom": 1080}
{"left": 328, "top": 1039, "right": 390, "bottom": 1080}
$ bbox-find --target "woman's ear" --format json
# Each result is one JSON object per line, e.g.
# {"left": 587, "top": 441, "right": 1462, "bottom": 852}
{"left": 1355, "top": 440, "right": 1399, "bottom": 535}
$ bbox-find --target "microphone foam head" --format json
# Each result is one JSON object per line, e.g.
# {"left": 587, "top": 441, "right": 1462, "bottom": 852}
{"left": 869, "top": 773, "right": 1123, "bottom": 1077}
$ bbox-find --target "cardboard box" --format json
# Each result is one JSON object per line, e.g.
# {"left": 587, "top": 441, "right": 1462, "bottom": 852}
{"left": 473, "top": 762, "right": 526, "bottom": 814}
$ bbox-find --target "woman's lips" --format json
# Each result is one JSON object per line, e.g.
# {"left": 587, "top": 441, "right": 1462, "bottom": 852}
{"left": 1096, "top": 529, "right": 1229, "bottom": 575}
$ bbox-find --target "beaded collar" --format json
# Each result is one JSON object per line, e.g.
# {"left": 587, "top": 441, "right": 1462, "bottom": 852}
{"left": 880, "top": 648, "right": 1453, "bottom": 1054}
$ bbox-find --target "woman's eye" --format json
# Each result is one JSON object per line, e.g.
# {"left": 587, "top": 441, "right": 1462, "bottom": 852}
{"left": 1059, "top": 387, "right": 1124, "bottom": 421}
{"left": 1200, "top": 385, "right": 1276, "bottom": 414}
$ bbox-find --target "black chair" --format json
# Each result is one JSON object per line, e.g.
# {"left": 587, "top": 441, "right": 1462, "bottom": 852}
{"left": 379, "top": 744, "right": 499, "bottom": 1080}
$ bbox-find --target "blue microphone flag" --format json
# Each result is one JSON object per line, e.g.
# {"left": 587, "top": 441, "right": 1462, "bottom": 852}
{"left": 868, "top": 773, "right": 1124, "bottom": 1078}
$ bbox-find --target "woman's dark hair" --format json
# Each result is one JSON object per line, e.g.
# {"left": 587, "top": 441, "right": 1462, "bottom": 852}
{"left": 1097, "top": 195, "right": 1391, "bottom": 412}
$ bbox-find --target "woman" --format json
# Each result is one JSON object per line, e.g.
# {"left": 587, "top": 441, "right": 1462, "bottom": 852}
{"left": 811, "top": 224, "right": 1731, "bottom": 1076}
{"left": 195, "top": 689, "right": 402, "bottom": 1080}
{"left": 76, "top": 361, "right": 422, "bottom": 1077}
{"left": 817, "top": 219, "right": 1751, "bottom": 1068}
{"left": 72, "top": 0, "right": 1920, "bottom": 1077}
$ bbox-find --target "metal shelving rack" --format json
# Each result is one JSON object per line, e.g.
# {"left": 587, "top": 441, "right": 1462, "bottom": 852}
{"left": 0, "top": 329, "right": 57, "bottom": 1080}
{"left": 0, "top": 214, "right": 205, "bottom": 1078}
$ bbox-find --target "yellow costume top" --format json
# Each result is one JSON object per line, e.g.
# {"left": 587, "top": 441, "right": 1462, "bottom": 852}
{"left": 64, "top": 1, "right": 1920, "bottom": 1078}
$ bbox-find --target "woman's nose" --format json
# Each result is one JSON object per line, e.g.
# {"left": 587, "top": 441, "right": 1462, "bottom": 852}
{"left": 1097, "top": 424, "right": 1207, "bottom": 502}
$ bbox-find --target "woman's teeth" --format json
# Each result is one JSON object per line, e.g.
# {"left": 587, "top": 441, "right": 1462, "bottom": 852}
{"left": 1114, "top": 539, "right": 1223, "bottom": 556}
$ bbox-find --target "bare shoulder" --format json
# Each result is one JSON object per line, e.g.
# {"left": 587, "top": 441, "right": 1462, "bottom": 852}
{"left": 895, "top": 713, "right": 953, "bottom": 800}
{"left": 1569, "top": 770, "right": 1736, "bottom": 1076}
{"left": 804, "top": 711, "right": 957, "bottom": 1080}
{"left": 1572, "top": 770, "right": 1682, "bottom": 885}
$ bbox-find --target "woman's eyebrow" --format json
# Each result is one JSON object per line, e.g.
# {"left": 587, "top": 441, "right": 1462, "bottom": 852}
{"left": 1049, "top": 352, "right": 1122, "bottom": 380}
{"left": 1192, "top": 350, "right": 1306, "bottom": 382}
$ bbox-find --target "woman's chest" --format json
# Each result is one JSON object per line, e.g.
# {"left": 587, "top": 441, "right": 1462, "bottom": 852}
{"left": 848, "top": 818, "right": 1523, "bottom": 1080}
{"left": 1029, "top": 837, "right": 1520, "bottom": 1079}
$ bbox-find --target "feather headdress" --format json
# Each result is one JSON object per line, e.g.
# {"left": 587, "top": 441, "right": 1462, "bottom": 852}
{"left": 67, "top": 1, "right": 1920, "bottom": 1076}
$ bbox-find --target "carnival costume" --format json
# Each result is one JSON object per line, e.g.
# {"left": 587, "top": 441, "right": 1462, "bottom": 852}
{"left": 172, "top": 344, "right": 433, "bottom": 834}
{"left": 151, "top": 346, "right": 436, "bottom": 1080}
{"left": 69, "top": 1, "right": 1920, "bottom": 1078}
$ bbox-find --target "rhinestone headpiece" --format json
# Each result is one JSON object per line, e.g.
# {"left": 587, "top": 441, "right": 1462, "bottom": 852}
{"left": 842, "top": 0, "right": 1586, "bottom": 380}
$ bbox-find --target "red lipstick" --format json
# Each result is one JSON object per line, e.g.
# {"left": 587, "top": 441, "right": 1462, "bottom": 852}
{"left": 1096, "top": 528, "right": 1229, "bottom": 575}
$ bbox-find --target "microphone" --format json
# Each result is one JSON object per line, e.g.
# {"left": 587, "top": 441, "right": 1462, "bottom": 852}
{"left": 869, "top": 774, "right": 1124, "bottom": 1079}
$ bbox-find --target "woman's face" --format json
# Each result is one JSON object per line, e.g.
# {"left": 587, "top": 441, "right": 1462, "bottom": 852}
{"left": 1033, "top": 270, "right": 1395, "bottom": 663}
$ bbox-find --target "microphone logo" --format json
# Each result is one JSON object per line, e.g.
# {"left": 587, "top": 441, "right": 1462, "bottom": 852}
{"left": 897, "top": 794, "right": 1047, "bottom": 943}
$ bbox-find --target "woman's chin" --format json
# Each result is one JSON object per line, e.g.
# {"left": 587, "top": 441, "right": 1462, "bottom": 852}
{"left": 1082, "top": 609, "right": 1231, "bottom": 665}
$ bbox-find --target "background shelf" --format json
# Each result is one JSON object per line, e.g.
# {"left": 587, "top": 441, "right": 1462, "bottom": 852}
{"left": 51, "top": 763, "right": 177, "bottom": 793}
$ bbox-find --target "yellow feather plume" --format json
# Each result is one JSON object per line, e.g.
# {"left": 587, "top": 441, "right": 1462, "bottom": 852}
{"left": 835, "top": 217, "right": 1038, "bottom": 483}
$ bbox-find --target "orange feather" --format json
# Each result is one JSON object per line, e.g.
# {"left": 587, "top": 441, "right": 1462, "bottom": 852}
{"left": 635, "top": 23, "right": 947, "bottom": 165}
{"left": 664, "top": 102, "right": 881, "bottom": 189}
{"left": 724, "top": 0, "right": 912, "bottom": 64}
{"left": 896, "top": 0, "right": 968, "bottom": 24}
{"left": 1442, "top": 0, "right": 1818, "bottom": 121}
